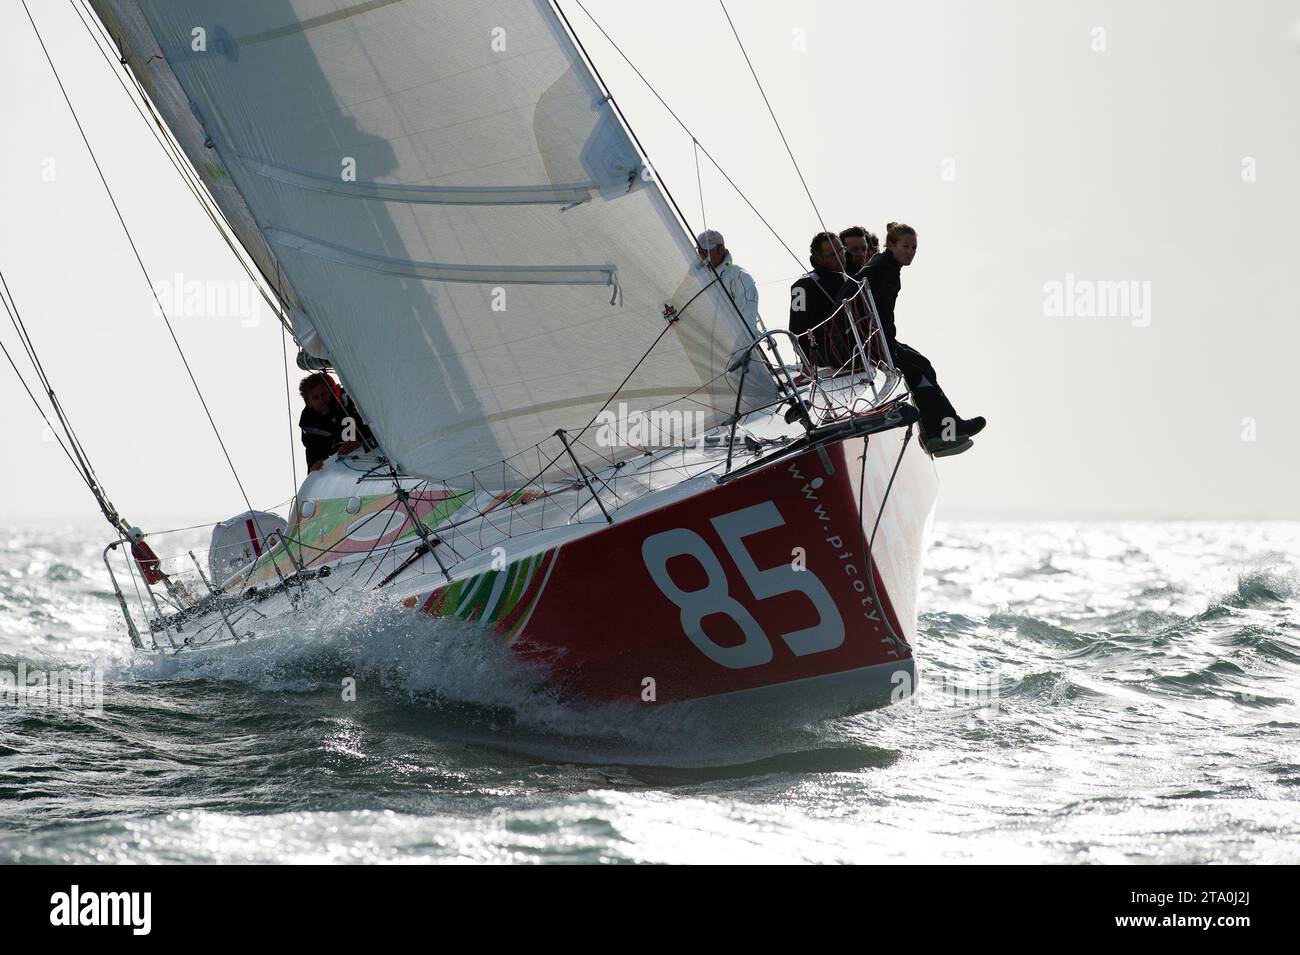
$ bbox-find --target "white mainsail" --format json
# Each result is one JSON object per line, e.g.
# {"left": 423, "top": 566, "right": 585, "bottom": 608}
{"left": 91, "top": 0, "right": 777, "bottom": 484}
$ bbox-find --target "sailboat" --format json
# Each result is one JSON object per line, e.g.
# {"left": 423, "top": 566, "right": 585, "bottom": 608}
{"left": 33, "top": 0, "right": 940, "bottom": 723}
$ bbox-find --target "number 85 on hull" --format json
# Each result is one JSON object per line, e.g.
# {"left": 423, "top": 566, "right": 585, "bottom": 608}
{"left": 407, "top": 428, "right": 938, "bottom": 723}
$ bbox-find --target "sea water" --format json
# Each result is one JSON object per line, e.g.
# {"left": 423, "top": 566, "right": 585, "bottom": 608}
{"left": 1, "top": 522, "right": 1296, "bottom": 864}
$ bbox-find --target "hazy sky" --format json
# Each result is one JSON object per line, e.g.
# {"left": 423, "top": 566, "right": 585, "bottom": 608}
{"left": 2, "top": 0, "right": 1298, "bottom": 526}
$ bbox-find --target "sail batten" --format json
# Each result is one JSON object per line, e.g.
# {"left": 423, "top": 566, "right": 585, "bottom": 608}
{"left": 92, "top": 0, "right": 776, "bottom": 484}
{"left": 229, "top": 0, "right": 406, "bottom": 46}
{"left": 266, "top": 229, "right": 617, "bottom": 288}
{"left": 236, "top": 156, "right": 596, "bottom": 205}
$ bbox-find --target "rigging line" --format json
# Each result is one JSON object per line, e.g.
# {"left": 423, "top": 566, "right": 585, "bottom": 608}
{"left": 1, "top": 272, "right": 103, "bottom": 490}
{"left": 566, "top": 279, "right": 717, "bottom": 450}
{"left": 557, "top": 0, "right": 790, "bottom": 400}
{"left": 384, "top": 323, "right": 747, "bottom": 516}
{"left": 119, "top": 534, "right": 152, "bottom": 641}
{"left": 72, "top": 4, "right": 226, "bottom": 256}
{"left": 355, "top": 487, "right": 442, "bottom": 587}
{"left": 693, "top": 139, "right": 707, "bottom": 232}
{"left": 467, "top": 275, "right": 723, "bottom": 501}
{"left": 859, "top": 427, "right": 913, "bottom": 651}
{"left": 555, "top": 0, "right": 703, "bottom": 258}
{"left": 71, "top": 0, "right": 118, "bottom": 56}
{"left": 73, "top": 0, "right": 281, "bottom": 310}
{"left": 717, "top": 0, "right": 844, "bottom": 270}
{"left": 1, "top": 275, "right": 68, "bottom": 431}
{"left": 142, "top": 500, "right": 294, "bottom": 537}
{"left": 383, "top": 466, "right": 454, "bottom": 578}
{"left": 0, "top": 328, "right": 97, "bottom": 497}
{"left": 23, "top": 0, "right": 254, "bottom": 515}
{"left": 566, "top": 0, "right": 804, "bottom": 272}
{"left": 0, "top": 274, "right": 117, "bottom": 525}
{"left": 70, "top": 2, "right": 224, "bottom": 234}
{"left": 356, "top": 519, "right": 414, "bottom": 587}
{"left": 703, "top": 137, "right": 802, "bottom": 268}
{"left": 280, "top": 324, "right": 299, "bottom": 496}
{"left": 272, "top": 261, "right": 290, "bottom": 334}
{"left": 73, "top": 1, "right": 293, "bottom": 340}
{"left": 0, "top": 277, "right": 45, "bottom": 394}
{"left": 73, "top": 0, "right": 284, "bottom": 363}
{"left": 327, "top": 481, "right": 444, "bottom": 584}
{"left": 69, "top": 0, "right": 291, "bottom": 327}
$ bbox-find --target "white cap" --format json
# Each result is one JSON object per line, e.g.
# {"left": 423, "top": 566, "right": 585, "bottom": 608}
{"left": 696, "top": 229, "right": 725, "bottom": 251}
{"left": 127, "top": 526, "right": 144, "bottom": 543}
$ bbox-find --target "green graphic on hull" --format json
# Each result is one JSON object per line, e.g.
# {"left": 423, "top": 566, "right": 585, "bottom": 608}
{"left": 415, "top": 549, "right": 556, "bottom": 640}
{"left": 236, "top": 490, "right": 472, "bottom": 588}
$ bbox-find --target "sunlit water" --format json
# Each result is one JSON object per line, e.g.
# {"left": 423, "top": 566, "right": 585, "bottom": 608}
{"left": 1, "top": 521, "right": 1297, "bottom": 864}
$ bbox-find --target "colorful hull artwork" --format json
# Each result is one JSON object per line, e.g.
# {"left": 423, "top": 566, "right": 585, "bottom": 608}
{"left": 243, "top": 488, "right": 472, "bottom": 587}
{"left": 405, "top": 430, "right": 938, "bottom": 707}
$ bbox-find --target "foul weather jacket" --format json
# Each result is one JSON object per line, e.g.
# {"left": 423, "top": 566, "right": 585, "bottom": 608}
{"left": 861, "top": 250, "right": 902, "bottom": 345}
{"left": 789, "top": 267, "right": 856, "bottom": 367}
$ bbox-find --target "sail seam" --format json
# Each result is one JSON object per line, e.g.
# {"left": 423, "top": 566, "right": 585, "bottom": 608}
{"left": 236, "top": 0, "right": 407, "bottom": 47}
{"left": 235, "top": 155, "right": 595, "bottom": 206}
{"left": 266, "top": 228, "right": 617, "bottom": 287}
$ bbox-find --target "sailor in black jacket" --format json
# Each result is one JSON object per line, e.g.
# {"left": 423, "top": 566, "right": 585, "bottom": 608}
{"left": 298, "top": 372, "right": 373, "bottom": 471}
{"left": 789, "top": 232, "right": 857, "bottom": 368}
{"left": 839, "top": 225, "right": 880, "bottom": 281}
{"left": 864, "top": 223, "right": 985, "bottom": 453}
{"left": 862, "top": 242, "right": 903, "bottom": 343}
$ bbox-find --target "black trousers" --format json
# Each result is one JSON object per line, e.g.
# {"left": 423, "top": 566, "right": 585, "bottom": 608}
{"left": 891, "top": 341, "right": 958, "bottom": 439}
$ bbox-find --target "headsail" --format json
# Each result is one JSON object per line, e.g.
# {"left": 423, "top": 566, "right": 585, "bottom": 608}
{"left": 91, "top": 0, "right": 777, "bottom": 484}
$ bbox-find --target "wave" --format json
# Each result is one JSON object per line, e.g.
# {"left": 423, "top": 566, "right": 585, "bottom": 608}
{"left": 106, "top": 590, "right": 759, "bottom": 759}
{"left": 1219, "top": 568, "right": 1297, "bottom": 609}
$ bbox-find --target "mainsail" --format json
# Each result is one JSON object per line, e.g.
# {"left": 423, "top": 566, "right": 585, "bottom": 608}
{"left": 90, "top": 0, "right": 777, "bottom": 484}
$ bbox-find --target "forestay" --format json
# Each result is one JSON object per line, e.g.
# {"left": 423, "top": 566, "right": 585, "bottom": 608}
{"left": 93, "top": 0, "right": 777, "bottom": 484}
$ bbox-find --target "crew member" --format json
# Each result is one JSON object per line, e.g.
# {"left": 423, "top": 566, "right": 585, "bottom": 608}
{"left": 697, "top": 228, "right": 761, "bottom": 343}
{"left": 864, "top": 222, "right": 986, "bottom": 454}
{"left": 126, "top": 526, "right": 193, "bottom": 602}
{"left": 298, "top": 372, "right": 372, "bottom": 471}
{"left": 840, "top": 225, "right": 880, "bottom": 275}
{"left": 789, "top": 231, "right": 856, "bottom": 369}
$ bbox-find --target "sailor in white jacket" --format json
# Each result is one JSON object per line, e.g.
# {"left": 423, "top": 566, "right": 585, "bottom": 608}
{"left": 696, "top": 229, "right": 761, "bottom": 345}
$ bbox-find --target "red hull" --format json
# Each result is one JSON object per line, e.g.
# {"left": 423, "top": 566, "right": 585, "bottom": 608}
{"left": 413, "top": 427, "right": 938, "bottom": 713}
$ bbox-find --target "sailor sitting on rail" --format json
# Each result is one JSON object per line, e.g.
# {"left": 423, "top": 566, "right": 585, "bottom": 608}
{"left": 840, "top": 225, "right": 880, "bottom": 273}
{"left": 861, "top": 222, "right": 985, "bottom": 456}
{"left": 298, "top": 372, "right": 373, "bottom": 472}
{"left": 788, "top": 231, "right": 855, "bottom": 369}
